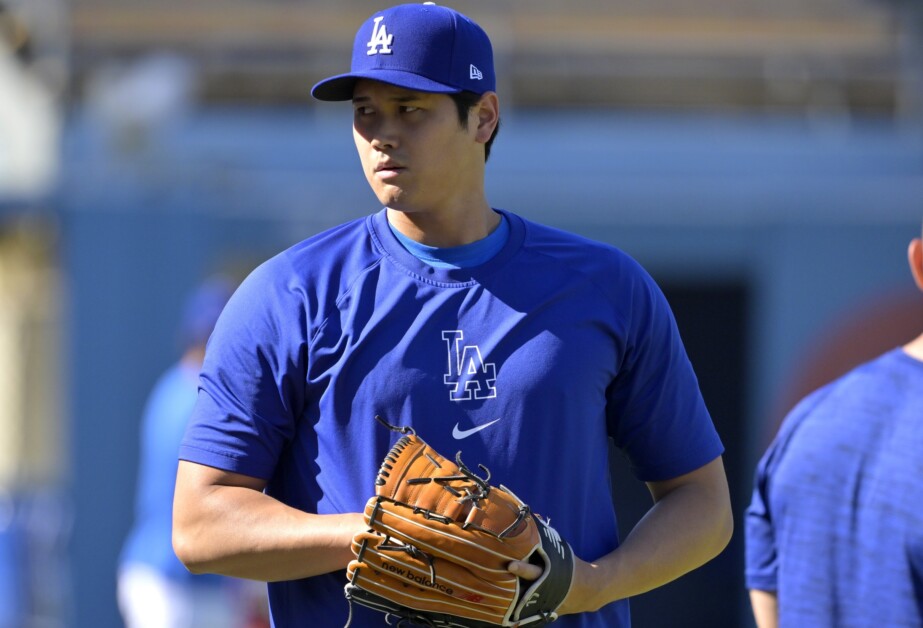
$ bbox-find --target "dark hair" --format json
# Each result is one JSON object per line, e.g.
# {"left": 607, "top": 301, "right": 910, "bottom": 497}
{"left": 449, "top": 91, "right": 500, "bottom": 162}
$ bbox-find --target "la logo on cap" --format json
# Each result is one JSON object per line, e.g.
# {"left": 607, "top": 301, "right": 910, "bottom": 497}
{"left": 367, "top": 16, "right": 393, "bottom": 55}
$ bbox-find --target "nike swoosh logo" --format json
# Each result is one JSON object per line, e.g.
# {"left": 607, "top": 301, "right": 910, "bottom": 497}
{"left": 452, "top": 418, "right": 501, "bottom": 440}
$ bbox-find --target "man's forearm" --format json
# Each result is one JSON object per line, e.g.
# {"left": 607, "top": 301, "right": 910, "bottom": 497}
{"left": 173, "top": 461, "right": 365, "bottom": 581}
{"left": 749, "top": 589, "right": 779, "bottom": 628}
{"left": 559, "top": 456, "right": 733, "bottom": 613}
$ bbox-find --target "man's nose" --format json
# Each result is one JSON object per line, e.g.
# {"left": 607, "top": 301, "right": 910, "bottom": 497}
{"left": 370, "top": 115, "right": 400, "bottom": 150}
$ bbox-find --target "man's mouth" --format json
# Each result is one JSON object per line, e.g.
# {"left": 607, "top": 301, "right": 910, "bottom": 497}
{"left": 375, "top": 163, "right": 405, "bottom": 178}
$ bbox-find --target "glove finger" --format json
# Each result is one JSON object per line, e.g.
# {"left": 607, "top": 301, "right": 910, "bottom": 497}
{"left": 365, "top": 498, "right": 537, "bottom": 577}
{"left": 378, "top": 443, "right": 533, "bottom": 539}
{"left": 352, "top": 531, "right": 517, "bottom": 603}
{"left": 347, "top": 559, "right": 512, "bottom": 626}
{"left": 376, "top": 434, "right": 460, "bottom": 504}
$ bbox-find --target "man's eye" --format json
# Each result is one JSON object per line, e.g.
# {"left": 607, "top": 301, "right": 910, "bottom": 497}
{"left": 401, "top": 106, "right": 420, "bottom": 113}
{"left": 355, "top": 106, "right": 373, "bottom": 115}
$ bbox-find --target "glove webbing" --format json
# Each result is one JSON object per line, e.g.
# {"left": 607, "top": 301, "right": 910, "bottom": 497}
{"left": 373, "top": 427, "right": 531, "bottom": 539}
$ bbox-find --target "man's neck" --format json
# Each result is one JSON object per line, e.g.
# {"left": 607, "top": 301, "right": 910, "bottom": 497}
{"left": 386, "top": 205, "right": 500, "bottom": 248}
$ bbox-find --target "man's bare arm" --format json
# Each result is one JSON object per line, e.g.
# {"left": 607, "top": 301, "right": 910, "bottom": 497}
{"left": 511, "top": 456, "right": 733, "bottom": 613}
{"left": 749, "top": 589, "right": 779, "bottom": 628}
{"left": 172, "top": 460, "right": 365, "bottom": 581}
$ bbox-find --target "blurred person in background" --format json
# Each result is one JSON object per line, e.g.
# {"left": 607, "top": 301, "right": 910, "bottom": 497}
{"left": 118, "top": 277, "right": 268, "bottom": 628}
{"left": 745, "top": 223, "right": 923, "bottom": 627}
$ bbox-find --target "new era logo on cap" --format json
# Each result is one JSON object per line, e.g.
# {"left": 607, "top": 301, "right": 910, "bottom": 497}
{"left": 311, "top": 2, "right": 496, "bottom": 101}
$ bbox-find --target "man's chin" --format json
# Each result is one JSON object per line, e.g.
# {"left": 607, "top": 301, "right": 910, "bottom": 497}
{"left": 373, "top": 186, "right": 408, "bottom": 210}
{"left": 380, "top": 197, "right": 420, "bottom": 213}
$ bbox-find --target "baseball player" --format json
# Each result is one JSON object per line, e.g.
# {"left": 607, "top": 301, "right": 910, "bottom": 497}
{"left": 745, "top": 224, "right": 923, "bottom": 627}
{"left": 172, "top": 4, "right": 733, "bottom": 627}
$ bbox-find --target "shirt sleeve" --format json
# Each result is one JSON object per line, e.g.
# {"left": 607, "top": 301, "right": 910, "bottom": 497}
{"left": 744, "top": 387, "right": 832, "bottom": 592}
{"left": 745, "top": 441, "right": 780, "bottom": 592}
{"left": 605, "top": 260, "right": 724, "bottom": 482}
{"left": 179, "top": 256, "right": 309, "bottom": 480}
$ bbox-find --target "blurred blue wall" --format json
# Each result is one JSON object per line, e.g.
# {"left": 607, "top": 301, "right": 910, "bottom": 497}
{"left": 56, "top": 107, "right": 922, "bottom": 627}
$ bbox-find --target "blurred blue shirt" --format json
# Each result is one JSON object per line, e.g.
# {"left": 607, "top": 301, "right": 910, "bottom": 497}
{"left": 120, "top": 360, "right": 222, "bottom": 584}
{"left": 746, "top": 348, "right": 923, "bottom": 627}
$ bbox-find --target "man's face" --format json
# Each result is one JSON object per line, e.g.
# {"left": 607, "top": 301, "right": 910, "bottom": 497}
{"left": 352, "top": 80, "right": 483, "bottom": 214}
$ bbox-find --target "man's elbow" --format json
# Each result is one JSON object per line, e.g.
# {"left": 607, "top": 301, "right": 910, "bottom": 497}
{"left": 703, "top": 458, "right": 734, "bottom": 559}
{"left": 714, "top": 500, "right": 734, "bottom": 555}
{"left": 172, "top": 519, "right": 210, "bottom": 574}
{"left": 707, "top": 489, "right": 734, "bottom": 560}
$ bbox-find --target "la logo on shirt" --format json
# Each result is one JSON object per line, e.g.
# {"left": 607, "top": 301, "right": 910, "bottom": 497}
{"left": 443, "top": 330, "right": 497, "bottom": 401}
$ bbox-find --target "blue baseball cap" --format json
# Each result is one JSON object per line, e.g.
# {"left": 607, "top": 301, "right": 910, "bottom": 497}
{"left": 179, "top": 276, "right": 235, "bottom": 349}
{"left": 311, "top": 3, "right": 495, "bottom": 101}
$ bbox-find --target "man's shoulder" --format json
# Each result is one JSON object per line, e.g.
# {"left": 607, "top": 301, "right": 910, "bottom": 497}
{"left": 513, "top": 212, "right": 640, "bottom": 274}
{"left": 284, "top": 214, "right": 376, "bottom": 262}
{"left": 220, "top": 214, "right": 384, "bottom": 325}
{"left": 517, "top": 213, "right": 620, "bottom": 250}
{"left": 251, "top": 214, "right": 381, "bottom": 283}
{"left": 819, "top": 348, "right": 911, "bottom": 398}
{"left": 778, "top": 348, "right": 912, "bottom": 437}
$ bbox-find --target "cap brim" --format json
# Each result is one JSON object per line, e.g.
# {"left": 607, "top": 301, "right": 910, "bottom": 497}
{"left": 311, "top": 70, "right": 462, "bottom": 101}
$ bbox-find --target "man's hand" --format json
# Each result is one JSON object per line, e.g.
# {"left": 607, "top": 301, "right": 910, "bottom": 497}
{"left": 508, "top": 556, "right": 602, "bottom": 615}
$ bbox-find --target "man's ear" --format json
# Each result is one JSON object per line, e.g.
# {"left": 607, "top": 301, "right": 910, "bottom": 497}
{"left": 908, "top": 238, "right": 923, "bottom": 292}
{"left": 473, "top": 92, "right": 499, "bottom": 144}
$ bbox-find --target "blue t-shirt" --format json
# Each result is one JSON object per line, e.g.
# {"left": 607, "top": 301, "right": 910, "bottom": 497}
{"left": 121, "top": 361, "right": 223, "bottom": 586}
{"left": 745, "top": 348, "right": 923, "bottom": 627}
{"left": 180, "top": 208, "right": 723, "bottom": 627}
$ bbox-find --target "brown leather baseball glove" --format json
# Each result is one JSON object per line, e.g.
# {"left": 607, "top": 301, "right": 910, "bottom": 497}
{"left": 344, "top": 417, "right": 575, "bottom": 627}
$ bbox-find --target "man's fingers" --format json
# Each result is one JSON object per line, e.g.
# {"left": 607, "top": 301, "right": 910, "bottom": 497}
{"left": 507, "top": 560, "right": 543, "bottom": 580}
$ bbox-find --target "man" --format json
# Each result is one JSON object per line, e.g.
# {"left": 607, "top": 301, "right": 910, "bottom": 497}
{"left": 173, "top": 4, "right": 733, "bottom": 626}
{"left": 745, "top": 226, "right": 923, "bottom": 627}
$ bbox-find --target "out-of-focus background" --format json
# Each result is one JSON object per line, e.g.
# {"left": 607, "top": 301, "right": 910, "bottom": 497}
{"left": 0, "top": 0, "right": 920, "bottom": 626}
